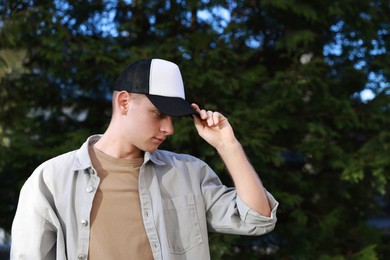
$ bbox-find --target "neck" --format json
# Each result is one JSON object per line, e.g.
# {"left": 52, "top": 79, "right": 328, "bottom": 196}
{"left": 95, "top": 126, "right": 143, "bottom": 159}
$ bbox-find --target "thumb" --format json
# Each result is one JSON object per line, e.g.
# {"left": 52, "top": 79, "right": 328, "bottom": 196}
{"left": 192, "top": 114, "right": 204, "bottom": 134}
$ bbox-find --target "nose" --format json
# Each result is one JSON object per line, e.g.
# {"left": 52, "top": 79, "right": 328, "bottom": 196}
{"left": 161, "top": 116, "right": 174, "bottom": 136}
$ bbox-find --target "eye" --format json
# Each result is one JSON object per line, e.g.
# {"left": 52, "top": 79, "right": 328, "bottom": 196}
{"left": 154, "top": 111, "right": 164, "bottom": 119}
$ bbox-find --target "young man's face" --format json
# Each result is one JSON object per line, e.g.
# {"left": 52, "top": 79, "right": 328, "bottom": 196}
{"left": 124, "top": 94, "right": 174, "bottom": 153}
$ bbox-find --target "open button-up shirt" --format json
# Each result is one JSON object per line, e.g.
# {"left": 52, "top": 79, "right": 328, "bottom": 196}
{"left": 11, "top": 135, "right": 278, "bottom": 260}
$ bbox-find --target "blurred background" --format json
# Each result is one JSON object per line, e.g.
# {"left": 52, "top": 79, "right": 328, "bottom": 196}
{"left": 1, "top": 0, "right": 390, "bottom": 259}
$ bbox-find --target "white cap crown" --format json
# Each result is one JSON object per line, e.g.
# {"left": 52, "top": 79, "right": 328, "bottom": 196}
{"left": 149, "top": 59, "right": 186, "bottom": 99}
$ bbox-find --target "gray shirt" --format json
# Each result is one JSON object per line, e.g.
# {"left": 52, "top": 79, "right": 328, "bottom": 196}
{"left": 11, "top": 135, "right": 278, "bottom": 260}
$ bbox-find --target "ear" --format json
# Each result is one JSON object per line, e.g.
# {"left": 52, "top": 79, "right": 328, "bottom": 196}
{"left": 116, "top": 91, "right": 130, "bottom": 115}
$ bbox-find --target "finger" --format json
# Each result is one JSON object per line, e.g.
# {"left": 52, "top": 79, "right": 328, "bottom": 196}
{"left": 192, "top": 113, "right": 205, "bottom": 133}
{"left": 207, "top": 111, "right": 214, "bottom": 126}
{"left": 191, "top": 103, "right": 200, "bottom": 112}
{"left": 192, "top": 103, "right": 208, "bottom": 120}
{"left": 191, "top": 104, "right": 204, "bottom": 125}
{"left": 190, "top": 103, "right": 200, "bottom": 119}
{"left": 212, "top": 112, "right": 220, "bottom": 125}
{"left": 196, "top": 109, "right": 206, "bottom": 120}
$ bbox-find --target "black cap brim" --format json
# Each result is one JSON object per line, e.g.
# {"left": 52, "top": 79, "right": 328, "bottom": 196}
{"left": 146, "top": 95, "right": 198, "bottom": 117}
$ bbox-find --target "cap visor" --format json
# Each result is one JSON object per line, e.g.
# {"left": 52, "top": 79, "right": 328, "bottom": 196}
{"left": 146, "top": 95, "right": 198, "bottom": 117}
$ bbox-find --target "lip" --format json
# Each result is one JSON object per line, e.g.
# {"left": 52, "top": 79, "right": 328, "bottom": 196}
{"left": 153, "top": 137, "right": 166, "bottom": 143}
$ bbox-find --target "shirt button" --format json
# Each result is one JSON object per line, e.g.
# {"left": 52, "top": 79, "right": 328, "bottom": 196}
{"left": 145, "top": 211, "right": 149, "bottom": 218}
{"left": 81, "top": 219, "right": 88, "bottom": 226}
{"left": 86, "top": 186, "right": 93, "bottom": 193}
{"left": 78, "top": 254, "right": 85, "bottom": 259}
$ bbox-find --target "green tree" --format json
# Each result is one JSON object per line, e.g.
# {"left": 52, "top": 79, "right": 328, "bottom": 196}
{"left": 1, "top": 0, "right": 389, "bottom": 258}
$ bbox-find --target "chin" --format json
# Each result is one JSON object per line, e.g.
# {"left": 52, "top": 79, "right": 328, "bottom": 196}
{"left": 143, "top": 146, "right": 159, "bottom": 153}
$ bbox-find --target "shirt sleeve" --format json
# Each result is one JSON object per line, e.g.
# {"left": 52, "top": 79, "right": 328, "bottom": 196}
{"left": 199, "top": 161, "right": 278, "bottom": 236}
{"left": 11, "top": 167, "right": 62, "bottom": 260}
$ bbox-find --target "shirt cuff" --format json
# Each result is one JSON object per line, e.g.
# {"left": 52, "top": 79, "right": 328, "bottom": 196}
{"left": 236, "top": 189, "right": 279, "bottom": 224}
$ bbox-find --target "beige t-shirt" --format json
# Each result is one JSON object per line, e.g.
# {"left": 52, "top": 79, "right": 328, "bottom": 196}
{"left": 88, "top": 145, "right": 153, "bottom": 260}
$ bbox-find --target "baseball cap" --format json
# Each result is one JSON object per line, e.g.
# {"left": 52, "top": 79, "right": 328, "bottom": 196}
{"left": 114, "top": 58, "right": 198, "bottom": 117}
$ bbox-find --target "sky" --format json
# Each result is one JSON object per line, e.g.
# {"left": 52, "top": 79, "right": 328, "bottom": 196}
{"left": 51, "top": 0, "right": 388, "bottom": 101}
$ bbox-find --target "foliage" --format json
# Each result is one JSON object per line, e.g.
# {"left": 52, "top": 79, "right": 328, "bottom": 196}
{"left": 1, "top": 0, "right": 390, "bottom": 258}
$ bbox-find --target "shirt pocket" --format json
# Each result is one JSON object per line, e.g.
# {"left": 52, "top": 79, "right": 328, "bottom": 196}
{"left": 162, "top": 194, "right": 203, "bottom": 254}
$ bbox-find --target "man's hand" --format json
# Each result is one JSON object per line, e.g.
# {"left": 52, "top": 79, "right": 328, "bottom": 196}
{"left": 191, "top": 103, "right": 237, "bottom": 150}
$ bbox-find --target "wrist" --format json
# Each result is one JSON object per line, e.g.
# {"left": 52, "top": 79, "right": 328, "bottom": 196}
{"left": 216, "top": 138, "right": 242, "bottom": 156}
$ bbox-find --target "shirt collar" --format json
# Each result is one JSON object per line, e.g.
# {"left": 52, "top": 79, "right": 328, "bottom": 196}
{"left": 144, "top": 151, "right": 166, "bottom": 166}
{"left": 72, "top": 135, "right": 100, "bottom": 171}
{"left": 72, "top": 135, "right": 166, "bottom": 172}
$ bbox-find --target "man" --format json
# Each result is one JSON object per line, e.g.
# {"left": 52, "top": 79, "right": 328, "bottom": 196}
{"left": 11, "top": 58, "right": 278, "bottom": 260}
